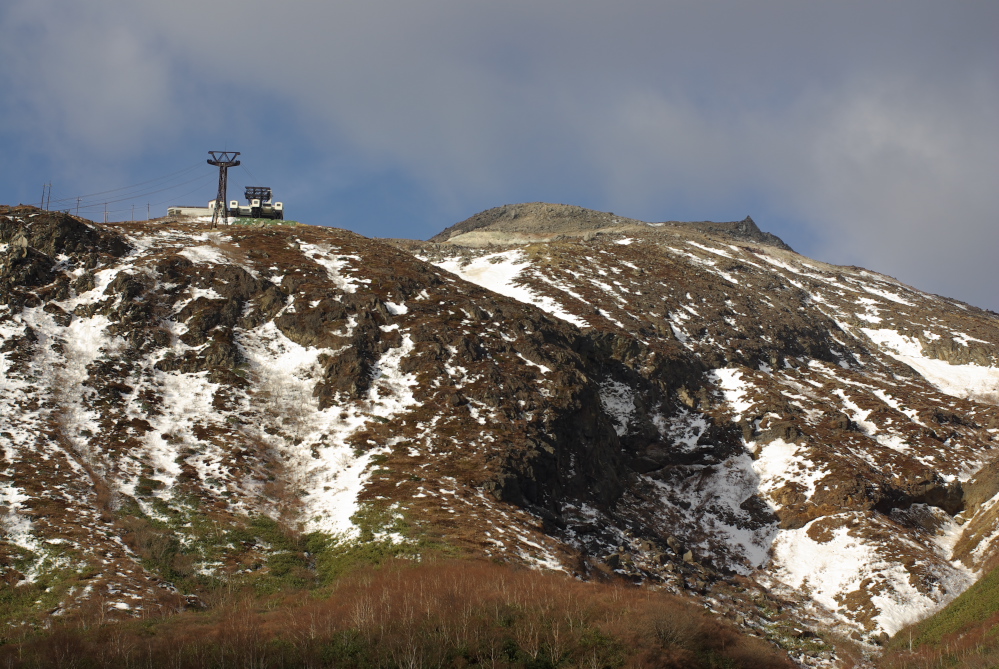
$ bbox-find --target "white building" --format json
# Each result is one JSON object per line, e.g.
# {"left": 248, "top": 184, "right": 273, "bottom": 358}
{"left": 167, "top": 201, "right": 218, "bottom": 218}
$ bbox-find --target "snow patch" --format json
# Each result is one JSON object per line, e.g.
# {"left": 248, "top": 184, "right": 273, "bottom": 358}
{"left": 298, "top": 242, "right": 361, "bottom": 293}
{"left": 178, "top": 245, "right": 230, "bottom": 265}
{"left": 655, "top": 409, "right": 708, "bottom": 451}
{"left": 859, "top": 285, "right": 913, "bottom": 306}
{"left": 753, "top": 439, "right": 826, "bottom": 503}
{"left": 434, "top": 251, "right": 588, "bottom": 327}
{"left": 237, "top": 326, "right": 422, "bottom": 537}
{"left": 863, "top": 328, "right": 999, "bottom": 402}
{"left": 709, "top": 368, "right": 754, "bottom": 421}
{"left": 688, "top": 241, "right": 734, "bottom": 258}
{"left": 771, "top": 516, "right": 972, "bottom": 636}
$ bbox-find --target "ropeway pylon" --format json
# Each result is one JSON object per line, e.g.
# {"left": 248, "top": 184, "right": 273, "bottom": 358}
{"left": 207, "top": 151, "right": 240, "bottom": 228}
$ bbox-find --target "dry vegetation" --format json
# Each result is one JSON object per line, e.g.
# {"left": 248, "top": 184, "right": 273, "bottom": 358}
{"left": 0, "top": 559, "right": 793, "bottom": 668}
{"left": 877, "top": 630, "right": 999, "bottom": 669}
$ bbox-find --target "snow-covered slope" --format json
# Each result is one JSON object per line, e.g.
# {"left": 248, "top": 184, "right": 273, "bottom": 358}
{"left": 3, "top": 203, "right": 999, "bottom": 663}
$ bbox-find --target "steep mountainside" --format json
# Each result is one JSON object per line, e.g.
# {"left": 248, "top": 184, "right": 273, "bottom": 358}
{"left": 2, "top": 202, "right": 999, "bottom": 665}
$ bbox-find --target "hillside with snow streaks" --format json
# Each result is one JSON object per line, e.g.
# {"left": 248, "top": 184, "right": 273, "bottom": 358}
{"left": 0, "top": 218, "right": 431, "bottom": 612}
{"left": 419, "top": 203, "right": 999, "bottom": 642}
{"left": 4, "top": 203, "right": 999, "bottom": 664}
{"left": 0, "top": 207, "right": 648, "bottom": 625}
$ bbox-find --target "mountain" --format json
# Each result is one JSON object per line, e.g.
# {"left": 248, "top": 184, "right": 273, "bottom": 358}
{"left": 2, "top": 202, "right": 999, "bottom": 665}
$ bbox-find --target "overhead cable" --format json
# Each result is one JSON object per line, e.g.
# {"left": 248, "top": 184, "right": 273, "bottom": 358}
{"left": 45, "top": 162, "right": 204, "bottom": 207}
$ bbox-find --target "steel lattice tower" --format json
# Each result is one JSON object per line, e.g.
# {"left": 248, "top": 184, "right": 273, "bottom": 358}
{"left": 207, "top": 151, "right": 240, "bottom": 228}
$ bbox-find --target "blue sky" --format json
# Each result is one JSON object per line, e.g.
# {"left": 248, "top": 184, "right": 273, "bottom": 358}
{"left": 2, "top": 0, "right": 998, "bottom": 309}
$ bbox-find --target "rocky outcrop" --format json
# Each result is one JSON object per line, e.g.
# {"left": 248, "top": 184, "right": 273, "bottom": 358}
{"left": 0, "top": 205, "right": 130, "bottom": 259}
{"left": 431, "top": 203, "right": 793, "bottom": 251}
{"left": 672, "top": 215, "right": 794, "bottom": 251}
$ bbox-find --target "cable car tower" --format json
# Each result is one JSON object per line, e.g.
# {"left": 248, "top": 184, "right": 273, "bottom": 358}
{"left": 207, "top": 151, "right": 240, "bottom": 228}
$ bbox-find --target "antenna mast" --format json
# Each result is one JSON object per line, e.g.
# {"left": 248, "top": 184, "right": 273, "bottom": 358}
{"left": 207, "top": 151, "right": 240, "bottom": 228}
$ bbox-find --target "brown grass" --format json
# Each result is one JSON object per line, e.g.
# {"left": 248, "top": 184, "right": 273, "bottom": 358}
{"left": 877, "top": 612, "right": 999, "bottom": 669}
{"left": 0, "top": 559, "right": 794, "bottom": 668}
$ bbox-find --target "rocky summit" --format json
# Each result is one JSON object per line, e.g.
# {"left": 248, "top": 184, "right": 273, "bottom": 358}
{"left": 2, "top": 202, "right": 999, "bottom": 664}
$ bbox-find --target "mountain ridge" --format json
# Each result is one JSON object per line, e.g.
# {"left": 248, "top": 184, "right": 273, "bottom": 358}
{"left": 428, "top": 201, "right": 794, "bottom": 251}
{"left": 3, "top": 202, "right": 999, "bottom": 665}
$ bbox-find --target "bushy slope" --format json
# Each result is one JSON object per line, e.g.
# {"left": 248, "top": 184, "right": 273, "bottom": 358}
{"left": 0, "top": 559, "right": 795, "bottom": 669}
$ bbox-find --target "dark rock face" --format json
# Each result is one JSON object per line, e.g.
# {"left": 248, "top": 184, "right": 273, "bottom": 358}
{"left": 0, "top": 208, "right": 131, "bottom": 309}
{"left": 0, "top": 246, "right": 57, "bottom": 292}
{"left": 0, "top": 206, "right": 130, "bottom": 259}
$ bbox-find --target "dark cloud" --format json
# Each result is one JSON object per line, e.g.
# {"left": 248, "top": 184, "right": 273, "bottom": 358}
{"left": 2, "top": 0, "right": 997, "bottom": 307}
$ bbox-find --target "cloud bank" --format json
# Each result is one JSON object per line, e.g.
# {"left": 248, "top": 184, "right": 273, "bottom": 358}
{"left": 1, "top": 0, "right": 997, "bottom": 308}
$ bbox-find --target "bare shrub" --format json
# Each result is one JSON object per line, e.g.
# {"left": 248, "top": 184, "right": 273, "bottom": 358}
{"left": 0, "top": 559, "right": 798, "bottom": 668}
{"left": 650, "top": 602, "right": 704, "bottom": 651}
